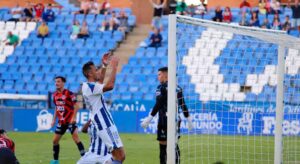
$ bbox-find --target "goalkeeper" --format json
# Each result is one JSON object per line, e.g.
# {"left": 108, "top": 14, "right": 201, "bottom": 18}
{"left": 141, "top": 67, "right": 193, "bottom": 164}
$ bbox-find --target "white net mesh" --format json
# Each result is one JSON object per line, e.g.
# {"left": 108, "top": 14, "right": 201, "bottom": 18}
{"left": 172, "top": 16, "right": 300, "bottom": 164}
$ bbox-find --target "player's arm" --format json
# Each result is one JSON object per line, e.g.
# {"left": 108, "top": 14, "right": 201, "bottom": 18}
{"left": 103, "top": 56, "right": 119, "bottom": 92}
{"left": 81, "top": 120, "right": 91, "bottom": 133}
{"left": 97, "top": 53, "right": 110, "bottom": 84}
{"left": 71, "top": 102, "right": 80, "bottom": 123}
{"left": 51, "top": 109, "right": 57, "bottom": 127}
{"left": 141, "top": 86, "right": 166, "bottom": 128}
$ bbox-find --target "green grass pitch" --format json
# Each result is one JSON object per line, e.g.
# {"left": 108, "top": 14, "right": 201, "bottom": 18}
{"left": 9, "top": 132, "right": 300, "bottom": 164}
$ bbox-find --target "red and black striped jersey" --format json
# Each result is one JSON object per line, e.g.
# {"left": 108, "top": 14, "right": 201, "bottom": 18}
{"left": 53, "top": 89, "right": 77, "bottom": 125}
{"left": 0, "top": 137, "right": 15, "bottom": 153}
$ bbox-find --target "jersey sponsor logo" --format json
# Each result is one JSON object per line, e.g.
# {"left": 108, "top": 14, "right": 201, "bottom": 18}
{"left": 156, "top": 90, "right": 161, "bottom": 96}
{"left": 0, "top": 140, "right": 7, "bottom": 148}
{"left": 36, "top": 110, "right": 53, "bottom": 132}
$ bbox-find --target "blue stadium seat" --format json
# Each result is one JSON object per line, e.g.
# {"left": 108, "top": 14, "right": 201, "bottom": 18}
{"left": 73, "top": 40, "right": 85, "bottom": 48}
{"left": 37, "top": 82, "right": 47, "bottom": 91}
{"left": 128, "top": 58, "right": 138, "bottom": 65}
{"left": 116, "top": 74, "right": 125, "bottom": 83}
{"left": 70, "top": 57, "right": 80, "bottom": 66}
{"left": 131, "top": 66, "right": 142, "bottom": 74}
{"left": 68, "top": 74, "right": 77, "bottom": 82}
{"left": 1, "top": 72, "right": 12, "bottom": 80}
{"left": 17, "top": 56, "right": 28, "bottom": 63}
{"left": 121, "top": 92, "right": 132, "bottom": 100}
{"left": 19, "top": 65, "right": 30, "bottom": 73}
{"left": 69, "top": 83, "right": 79, "bottom": 92}
{"left": 149, "top": 58, "right": 160, "bottom": 66}
{"left": 44, "top": 74, "right": 55, "bottom": 83}
{"left": 14, "top": 82, "right": 24, "bottom": 91}
{"left": 106, "top": 41, "right": 116, "bottom": 50}
{"left": 49, "top": 57, "right": 60, "bottom": 64}
{"left": 121, "top": 66, "right": 131, "bottom": 74}
{"left": 144, "top": 93, "right": 154, "bottom": 100}
{"left": 52, "top": 65, "right": 63, "bottom": 74}
{"left": 21, "top": 40, "right": 31, "bottom": 47}
{"left": 73, "top": 66, "right": 81, "bottom": 74}
{"left": 53, "top": 40, "right": 64, "bottom": 49}
{"left": 33, "top": 73, "right": 44, "bottom": 81}
{"left": 38, "top": 56, "right": 48, "bottom": 64}
{"left": 3, "top": 80, "right": 14, "bottom": 90}
{"left": 8, "top": 65, "right": 19, "bottom": 72}
{"left": 142, "top": 66, "right": 153, "bottom": 74}
{"left": 30, "top": 65, "right": 41, "bottom": 73}
{"left": 41, "top": 65, "right": 52, "bottom": 73}
{"left": 138, "top": 59, "right": 148, "bottom": 67}
{"left": 5, "top": 56, "right": 17, "bottom": 64}
{"left": 132, "top": 92, "right": 143, "bottom": 100}
{"left": 59, "top": 57, "right": 70, "bottom": 64}
{"left": 111, "top": 92, "right": 121, "bottom": 101}
{"left": 0, "top": 65, "right": 8, "bottom": 72}
{"left": 85, "top": 39, "right": 95, "bottom": 48}
{"left": 64, "top": 40, "right": 73, "bottom": 48}
{"left": 78, "top": 49, "right": 89, "bottom": 57}
{"left": 88, "top": 49, "right": 99, "bottom": 57}
{"left": 27, "top": 56, "right": 38, "bottom": 64}
{"left": 63, "top": 65, "right": 73, "bottom": 73}
{"left": 128, "top": 86, "right": 139, "bottom": 92}
{"left": 35, "top": 47, "right": 46, "bottom": 56}
{"left": 67, "top": 49, "right": 77, "bottom": 56}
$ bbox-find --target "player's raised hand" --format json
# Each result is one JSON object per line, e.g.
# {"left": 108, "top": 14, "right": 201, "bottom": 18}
{"left": 141, "top": 115, "right": 153, "bottom": 129}
{"left": 110, "top": 56, "right": 119, "bottom": 68}
{"left": 102, "top": 52, "right": 111, "bottom": 67}
{"left": 187, "top": 116, "right": 194, "bottom": 131}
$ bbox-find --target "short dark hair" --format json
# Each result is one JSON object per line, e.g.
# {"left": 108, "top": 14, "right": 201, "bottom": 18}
{"left": 82, "top": 61, "right": 95, "bottom": 78}
{"left": 0, "top": 129, "right": 6, "bottom": 135}
{"left": 158, "top": 67, "right": 168, "bottom": 72}
{"left": 55, "top": 76, "right": 66, "bottom": 83}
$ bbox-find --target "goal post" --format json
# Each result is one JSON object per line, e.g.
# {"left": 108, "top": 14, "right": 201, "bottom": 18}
{"left": 167, "top": 14, "right": 300, "bottom": 164}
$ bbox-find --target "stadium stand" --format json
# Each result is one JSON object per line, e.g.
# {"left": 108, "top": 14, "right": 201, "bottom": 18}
{"left": 0, "top": 6, "right": 136, "bottom": 95}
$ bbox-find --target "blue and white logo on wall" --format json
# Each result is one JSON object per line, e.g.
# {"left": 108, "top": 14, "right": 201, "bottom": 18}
{"left": 36, "top": 110, "right": 53, "bottom": 132}
{"left": 237, "top": 112, "right": 253, "bottom": 135}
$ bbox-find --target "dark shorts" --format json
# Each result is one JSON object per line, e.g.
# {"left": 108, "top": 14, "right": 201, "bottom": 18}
{"left": 157, "top": 120, "right": 181, "bottom": 141}
{"left": 0, "top": 148, "right": 19, "bottom": 164}
{"left": 55, "top": 123, "right": 78, "bottom": 135}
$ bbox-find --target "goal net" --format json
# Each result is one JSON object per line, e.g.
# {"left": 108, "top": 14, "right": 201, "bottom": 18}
{"left": 167, "top": 15, "right": 300, "bottom": 164}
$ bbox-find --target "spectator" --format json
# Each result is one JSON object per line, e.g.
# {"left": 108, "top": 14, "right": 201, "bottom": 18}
{"left": 261, "top": 18, "right": 271, "bottom": 29}
{"left": 258, "top": 0, "right": 267, "bottom": 15}
{"left": 194, "top": 0, "right": 207, "bottom": 18}
{"left": 90, "top": 0, "right": 100, "bottom": 14}
{"left": 270, "top": 0, "right": 281, "bottom": 14}
{"left": 223, "top": 7, "right": 232, "bottom": 23}
{"left": 33, "top": 3, "right": 45, "bottom": 22}
{"left": 149, "top": 0, "right": 166, "bottom": 31}
{"left": 176, "top": 0, "right": 188, "bottom": 15}
{"left": 212, "top": 6, "right": 223, "bottom": 22}
{"left": 249, "top": 11, "right": 260, "bottom": 27}
{"left": 74, "top": 0, "right": 90, "bottom": 15}
{"left": 283, "top": 15, "right": 292, "bottom": 33}
{"left": 272, "top": 17, "right": 282, "bottom": 30}
{"left": 8, "top": 4, "right": 23, "bottom": 22}
{"left": 3, "top": 32, "right": 19, "bottom": 48}
{"left": 169, "top": 0, "right": 177, "bottom": 14}
{"left": 100, "top": 11, "right": 120, "bottom": 31}
{"left": 149, "top": 28, "right": 162, "bottom": 48}
{"left": 70, "top": 20, "right": 80, "bottom": 40}
{"left": 23, "top": 3, "right": 34, "bottom": 22}
{"left": 100, "top": 0, "right": 111, "bottom": 14}
{"left": 117, "top": 10, "right": 129, "bottom": 33}
{"left": 239, "top": 12, "right": 249, "bottom": 26}
{"left": 37, "top": 21, "right": 49, "bottom": 39}
{"left": 240, "top": 0, "right": 251, "bottom": 13}
{"left": 42, "top": 4, "right": 55, "bottom": 22}
{"left": 78, "top": 21, "right": 89, "bottom": 39}
{"left": 288, "top": 0, "right": 300, "bottom": 32}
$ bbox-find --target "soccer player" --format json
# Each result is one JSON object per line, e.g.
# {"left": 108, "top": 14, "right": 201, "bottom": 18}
{"left": 0, "top": 129, "right": 19, "bottom": 164}
{"left": 77, "top": 120, "right": 112, "bottom": 164}
{"left": 141, "top": 67, "right": 193, "bottom": 164}
{"left": 50, "top": 76, "right": 85, "bottom": 164}
{"left": 82, "top": 55, "right": 125, "bottom": 164}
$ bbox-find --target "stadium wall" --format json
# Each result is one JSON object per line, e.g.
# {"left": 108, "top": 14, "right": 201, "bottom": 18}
{"left": 7, "top": 100, "right": 300, "bottom": 136}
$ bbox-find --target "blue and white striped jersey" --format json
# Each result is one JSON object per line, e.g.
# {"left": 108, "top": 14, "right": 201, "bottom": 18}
{"left": 87, "top": 123, "right": 109, "bottom": 156}
{"left": 82, "top": 82, "right": 115, "bottom": 131}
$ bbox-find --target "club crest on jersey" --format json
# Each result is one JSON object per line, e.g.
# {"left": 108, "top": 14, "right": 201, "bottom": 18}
{"left": 156, "top": 90, "right": 161, "bottom": 96}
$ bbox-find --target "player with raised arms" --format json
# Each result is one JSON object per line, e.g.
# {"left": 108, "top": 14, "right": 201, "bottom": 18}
{"left": 81, "top": 54, "right": 125, "bottom": 164}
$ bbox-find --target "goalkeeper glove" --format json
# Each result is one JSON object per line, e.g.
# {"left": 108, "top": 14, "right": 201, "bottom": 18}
{"left": 141, "top": 115, "right": 153, "bottom": 129}
{"left": 187, "top": 116, "right": 194, "bottom": 131}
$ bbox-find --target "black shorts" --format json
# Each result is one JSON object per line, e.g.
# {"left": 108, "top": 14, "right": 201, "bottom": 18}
{"left": 157, "top": 121, "right": 181, "bottom": 141}
{"left": 55, "top": 123, "right": 77, "bottom": 135}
